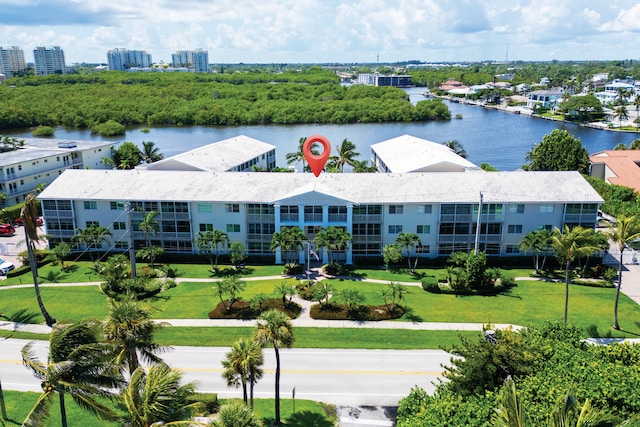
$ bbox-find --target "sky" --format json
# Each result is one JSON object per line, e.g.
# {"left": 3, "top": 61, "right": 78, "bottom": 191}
{"left": 1, "top": 0, "right": 640, "bottom": 65}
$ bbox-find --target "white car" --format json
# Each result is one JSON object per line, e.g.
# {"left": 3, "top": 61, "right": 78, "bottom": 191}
{"left": 0, "top": 258, "right": 15, "bottom": 275}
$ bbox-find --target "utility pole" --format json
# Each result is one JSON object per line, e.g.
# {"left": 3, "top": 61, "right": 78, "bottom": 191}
{"left": 125, "top": 201, "right": 137, "bottom": 278}
{"left": 474, "top": 192, "right": 483, "bottom": 255}
{"left": 0, "top": 377, "right": 7, "bottom": 420}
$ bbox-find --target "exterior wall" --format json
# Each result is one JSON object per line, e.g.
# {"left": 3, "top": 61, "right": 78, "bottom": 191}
{"left": 33, "top": 47, "right": 66, "bottom": 76}
{"left": 0, "top": 46, "right": 27, "bottom": 78}
{"left": 42, "top": 195, "right": 600, "bottom": 262}
{"left": 107, "top": 49, "right": 152, "bottom": 70}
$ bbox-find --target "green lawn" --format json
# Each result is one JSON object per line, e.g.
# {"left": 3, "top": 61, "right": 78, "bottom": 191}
{"left": 0, "top": 391, "right": 335, "bottom": 427}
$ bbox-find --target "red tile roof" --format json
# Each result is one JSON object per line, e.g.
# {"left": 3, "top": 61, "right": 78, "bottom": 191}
{"left": 590, "top": 150, "right": 640, "bottom": 190}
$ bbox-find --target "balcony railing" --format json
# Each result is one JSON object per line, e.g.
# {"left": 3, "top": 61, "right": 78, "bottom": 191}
{"left": 328, "top": 214, "right": 347, "bottom": 222}
{"left": 280, "top": 213, "right": 299, "bottom": 222}
{"left": 352, "top": 214, "right": 382, "bottom": 223}
{"left": 304, "top": 213, "right": 323, "bottom": 222}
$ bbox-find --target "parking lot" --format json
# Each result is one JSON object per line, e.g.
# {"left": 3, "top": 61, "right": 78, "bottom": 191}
{"left": 0, "top": 222, "right": 48, "bottom": 278}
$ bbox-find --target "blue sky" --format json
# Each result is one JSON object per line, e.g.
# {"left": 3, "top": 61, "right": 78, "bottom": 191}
{"left": 1, "top": 0, "right": 640, "bottom": 64}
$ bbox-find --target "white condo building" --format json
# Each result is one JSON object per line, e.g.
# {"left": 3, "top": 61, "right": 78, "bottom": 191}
{"left": 33, "top": 46, "right": 66, "bottom": 76}
{"left": 171, "top": 49, "right": 209, "bottom": 73}
{"left": 0, "top": 46, "right": 27, "bottom": 78}
{"left": 107, "top": 48, "right": 152, "bottom": 70}
{"left": 38, "top": 161, "right": 602, "bottom": 263}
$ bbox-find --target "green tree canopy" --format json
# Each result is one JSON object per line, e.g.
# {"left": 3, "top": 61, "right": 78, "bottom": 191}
{"left": 525, "top": 129, "right": 590, "bottom": 174}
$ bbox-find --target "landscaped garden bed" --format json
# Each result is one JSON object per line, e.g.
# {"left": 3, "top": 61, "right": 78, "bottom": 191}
{"left": 208, "top": 298, "right": 301, "bottom": 320}
{"left": 310, "top": 303, "right": 404, "bottom": 321}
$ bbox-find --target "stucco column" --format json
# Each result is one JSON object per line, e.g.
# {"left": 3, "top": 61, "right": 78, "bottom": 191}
{"left": 298, "top": 204, "right": 305, "bottom": 264}
{"left": 274, "top": 204, "right": 282, "bottom": 264}
{"left": 346, "top": 205, "right": 353, "bottom": 264}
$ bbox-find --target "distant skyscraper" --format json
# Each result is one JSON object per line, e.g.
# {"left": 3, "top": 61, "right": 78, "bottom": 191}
{"left": 33, "top": 46, "right": 66, "bottom": 76}
{"left": 0, "top": 46, "right": 27, "bottom": 78}
{"left": 107, "top": 48, "right": 152, "bottom": 70}
{"left": 171, "top": 49, "right": 209, "bottom": 72}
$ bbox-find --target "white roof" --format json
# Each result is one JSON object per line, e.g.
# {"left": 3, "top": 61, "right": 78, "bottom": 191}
{"left": 371, "top": 135, "right": 480, "bottom": 173}
{"left": 38, "top": 169, "right": 603, "bottom": 205}
{"left": 141, "top": 135, "right": 275, "bottom": 172}
{"left": 0, "top": 138, "right": 114, "bottom": 167}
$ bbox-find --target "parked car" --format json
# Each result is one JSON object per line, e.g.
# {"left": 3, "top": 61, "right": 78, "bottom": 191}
{"left": 0, "top": 224, "right": 16, "bottom": 236}
{"left": 12, "top": 216, "right": 44, "bottom": 227}
{"left": 0, "top": 258, "right": 15, "bottom": 275}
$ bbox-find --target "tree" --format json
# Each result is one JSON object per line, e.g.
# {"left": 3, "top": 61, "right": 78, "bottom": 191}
{"left": 605, "top": 214, "right": 640, "bottom": 330}
{"left": 140, "top": 141, "right": 163, "bottom": 163}
{"left": 270, "top": 226, "right": 306, "bottom": 265}
{"left": 382, "top": 243, "right": 403, "bottom": 271}
{"left": 613, "top": 105, "right": 629, "bottom": 128}
{"left": 313, "top": 226, "right": 352, "bottom": 264}
{"left": 328, "top": 138, "right": 359, "bottom": 172}
{"left": 102, "top": 295, "right": 169, "bottom": 375}
{"left": 221, "top": 337, "right": 264, "bottom": 410}
{"left": 72, "top": 224, "right": 113, "bottom": 262}
{"left": 550, "top": 226, "right": 604, "bottom": 324}
{"left": 21, "top": 322, "right": 121, "bottom": 427}
{"left": 613, "top": 142, "right": 628, "bottom": 150}
{"left": 351, "top": 159, "right": 378, "bottom": 172}
{"left": 285, "top": 137, "right": 318, "bottom": 172}
{"left": 254, "top": 309, "right": 294, "bottom": 426}
{"left": 518, "top": 230, "right": 553, "bottom": 274}
{"left": 121, "top": 364, "right": 204, "bottom": 427}
{"left": 558, "top": 94, "right": 604, "bottom": 123}
{"left": 395, "top": 232, "right": 421, "bottom": 273}
{"left": 525, "top": 129, "right": 590, "bottom": 174}
{"left": 136, "top": 210, "right": 162, "bottom": 267}
{"left": 46, "top": 242, "right": 72, "bottom": 270}
{"left": 196, "top": 229, "right": 229, "bottom": 271}
{"left": 634, "top": 96, "right": 640, "bottom": 131}
{"left": 21, "top": 193, "right": 56, "bottom": 327}
{"left": 380, "top": 282, "right": 406, "bottom": 312}
{"left": 631, "top": 139, "right": 640, "bottom": 150}
{"left": 443, "top": 140, "right": 467, "bottom": 158}
{"left": 112, "top": 141, "right": 142, "bottom": 169}
{"left": 229, "top": 241, "right": 247, "bottom": 269}
{"left": 491, "top": 379, "right": 527, "bottom": 427}
{"left": 215, "top": 276, "right": 246, "bottom": 310}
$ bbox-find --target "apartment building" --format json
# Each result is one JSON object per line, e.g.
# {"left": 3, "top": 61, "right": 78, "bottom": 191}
{"left": 38, "top": 167, "right": 602, "bottom": 263}
{"left": 0, "top": 138, "right": 115, "bottom": 206}
{"left": 171, "top": 49, "right": 209, "bottom": 73}
{"left": 107, "top": 48, "right": 152, "bottom": 70}
{"left": 33, "top": 46, "right": 66, "bottom": 76}
{"left": 0, "top": 46, "right": 27, "bottom": 78}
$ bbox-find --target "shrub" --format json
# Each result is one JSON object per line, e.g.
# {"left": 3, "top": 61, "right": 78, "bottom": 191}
{"left": 322, "top": 262, "right": 342, "bottom": 276}
{"left": 32, "top": 125, "right": 55, "bottom": 136}
{"left": 422, "top": 276, "right": 441, "bottom": 293}
{"left": 282, "top": 263, "right": 303, "bottom": 275}
{"left": 186, "top": 393, "right": 218, "bottom": 415}
{"left": 92, "top": 119, "right": 125, "bottom": 136}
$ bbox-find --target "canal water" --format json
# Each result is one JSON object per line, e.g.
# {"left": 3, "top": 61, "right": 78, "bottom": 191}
{"left": 4, "top": 88, "right": 638, "bottom": 171}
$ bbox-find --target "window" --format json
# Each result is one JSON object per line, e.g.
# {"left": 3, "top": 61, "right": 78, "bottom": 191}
{"left": 538, "top": 224, "right": 553, "bottom": 231}
{"left": 417, "top": 204, "right": 432, "bottom": 214}
{"left": 114, "top": 242, "right": 128, "bottom": 249}
{"left": 110, "top": 201, "right": 124, "bottom": 210}
{"left": 113, "top": 222, "right": 126, "bottom": 230}
{"left": 85, "top": 221, "right": 98, "bottom": 227}
{"left": 509, "top": 204, "right": 525, "bottom": 214}
{"left": 508, "top": 224, "right": 523, "bottom": 234}
{"left": 388, "top": 225, "right": 403, "bottom": 234}
{"left": 84, "top": 201, "right": 97, "bottom": 210}
{"left": 197, "top": 203, "right": 212, "bottom": 213}
{"left": 540, "top": 204, "right": 554, "bottom": 214}
{"left": 226, "top": 224, "right": 240, "bottom": 233}
{"left": 506, "top": 245, "right": 520, "bottom": 254}
{"left": 225, "top": 203, "right": 240, "bottom": 213}
{"left": 416, "top": 244, "right": 430, "bottom": 254}
{"left": 199, "top": 224, "right": 213, "bottom": 232}
{"left": 389, "top": 205, "right": 403, "bottom": 214}
{"left": 417, "top": 225, "right": 431, "bottom": 234}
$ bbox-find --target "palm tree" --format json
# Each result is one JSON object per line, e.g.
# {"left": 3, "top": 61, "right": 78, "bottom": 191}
{"left": 102, "top": 295, "right": 169, "bottom": 375}
{"left": 395, "top": 232, "right": 422, "bottom": 273}
{"left": 605, "top": 214, "right": 640, "bottom": 330}
{"left": 270, "top": 226, "right": 306, "bottom": 265}
{"left": 285, "top": 137, "right": 319, "bottom": 172}
{"left": 21, "top": 322, "right": 122, "bottom": 427}
{"left": 443, "top": 140, "right": 468, "bottom": 158}
{"left": 140, "top": 141, "right": 163, "bottom": 163}
{"left": 195, "top": 229, "right": 229, "bottom": 271}
{"left": 254, "top": 309, "right": 294, "bottom": 426}
{"left": 518, "top": 229, "right": 553, "bottom": 274}
{"left": 491, "top": 378, "right": 526, "bottom": 427}
{"left": 137, "top": 210, "right": 163, "bottom": 267}
{"left": 614, "top": 105, "right": 628, "bottom": 128}
{"left": 21, "top": 193, "right": 56, "bottom": 327}
{"left": 72, "top": 224, "right": 113, "bottom": 262}
{"left": 550, "top": 226, "right": 603, "bottom": 324}
{"left": 313, "top": 226, "right": 352, "bottom": 264}
{"left": 634, "top": 95, "right": 640, "bottom": 131}
{"left": 121, "top": 364, "right": 204, "bottom": 427}
{"left": 221, "top": 337, "right": 264, "bottom": 410}
{"left": 328, "top": 138, "right": 359, "bottom": 172}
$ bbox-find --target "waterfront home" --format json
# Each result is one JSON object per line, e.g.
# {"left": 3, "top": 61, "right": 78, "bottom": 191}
{"left": 590, "top": 150, "right": 640, "bottom": 191}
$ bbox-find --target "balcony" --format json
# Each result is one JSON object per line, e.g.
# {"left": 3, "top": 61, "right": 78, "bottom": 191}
{"left": 304, "top": 213, "right": 323, "bottom": 222}
{"left": 328, "top": 213, "right": 347, "bottom": 222}
{"left": 352, "top": 214, "right": 382, "bottom": 223}
{"left": 280, "top": 213, "right": 299, "bottom": 222}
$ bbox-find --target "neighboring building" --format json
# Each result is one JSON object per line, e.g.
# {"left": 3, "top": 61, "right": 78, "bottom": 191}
{"left": 0, "top": 46, "right": 27, "bottom": 78}
{"left": 0, "top": 138, "right": 116, "bottom": 206}
{"left": 171, "top": 49, "right": 209, "bottom": 72}
{"left": 526, "top": 90, "right": 564, "bottom": 110}
{"left": 138, "top": 135, "right": 276, "bottom": 172}
{"left": 590, "top": 150, "right": 640, "bottom": 191}
{"left": 39, "top": 168, "right": 602, "bottom": 263}
{"left": 594, "top": 81, "right": 636, "bottom": 105}
{"left": 370, "top": 135, "right": 481, "bottom": 173}
{"left": 107, "top": 48, "right": 152, "bottom": 70}
{"left": 356, "top": 74, "right": 412, "bottom": 87}
{"left": 33, "top": 46, "right": 66, "bottom": 76}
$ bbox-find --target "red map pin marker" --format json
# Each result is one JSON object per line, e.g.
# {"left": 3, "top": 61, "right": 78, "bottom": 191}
{"left": 303, "top": 135, "right": 331, "bottom": 177}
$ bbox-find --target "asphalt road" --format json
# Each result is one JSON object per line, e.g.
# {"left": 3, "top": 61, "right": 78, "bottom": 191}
{"left": 0, "top": 338, "right": 451, "bottom": 406}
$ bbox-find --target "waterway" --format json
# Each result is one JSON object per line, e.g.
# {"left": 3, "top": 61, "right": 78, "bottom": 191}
{"left": 4, "top": 88, "right": 638, "bottom": 171}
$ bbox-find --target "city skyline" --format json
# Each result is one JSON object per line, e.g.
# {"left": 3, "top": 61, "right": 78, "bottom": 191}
{"left": 1, "top": 1, "right": 640, "bottom": 65}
